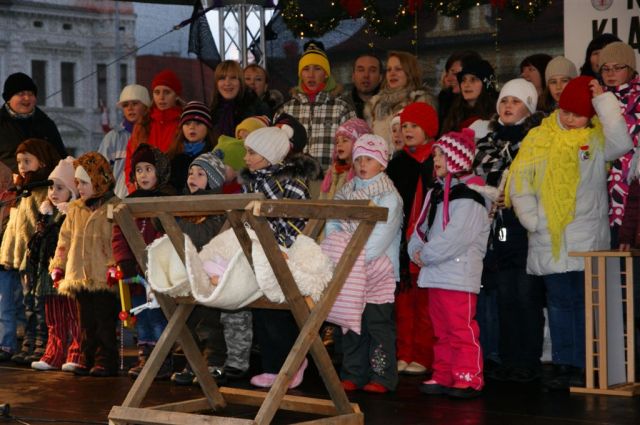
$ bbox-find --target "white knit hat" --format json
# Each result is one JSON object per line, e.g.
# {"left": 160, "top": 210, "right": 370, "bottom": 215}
{"left": 118, "top": 84, "right": 151, "bottom": 108}
{"left": 49, "top": 156, "right": 78, "bottom": 200}
{"left": 244, "top": 126, "right": 293, "bottom": 165}
{"left": 496, "top": 78, "right": 538, "bottom": 114}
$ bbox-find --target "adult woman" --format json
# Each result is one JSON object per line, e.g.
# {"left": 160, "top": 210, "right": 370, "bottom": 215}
{"left": 437, "top": 51, "right": 481, "bottom": 126}
{"left": 243, "top": 64, "right": 284, "bottom": 114}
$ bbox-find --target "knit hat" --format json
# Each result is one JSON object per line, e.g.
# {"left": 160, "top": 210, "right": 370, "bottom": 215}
{"left": 352, "top": 134, "right": 389, "bottom": 168}
{"left": 433, "top": 128, "right": 476, "bottom": 174}
{"left": 497, "top": 78, "right": 538, "bottom": 114}
{"left": 298, "top": 40, "right": 331, "bottom": 77}
{"left": 2, "top": 72, "right": 37, "bottom": 102}
{"left": 558, "top": 76, "right": 596, "bottom": 119}
{"left": 274, "top": 113, "right": 308, "bottom": 154}
{"left": 335, "top": 118, "right": 372, "bottom": 143}
{"left": 244, "top": 126, "right": 292, "bottom": 165}
{"left": 180, "top": 101, "right": 213, "bottom": 128}
{"left": 129, "top": 143, "right": 171, "bottom": 187}
{"left": 235, "top": 115, "right": 270, "bottom": 139}
{"left": 74, "top": 152, "right": 115, "bottom": 198}
{"left": 49, "top": 156, "right": 78, "bottom": 200}
{"left": 390, "top": 110, "right": 402, "bottom": 131}
{"left": 151, "top": 69, "right": 182, "bottom": 96}
{"left": 190, "top": 152, "right": 226, "bottom": 191}
{"left": 399, "top": 102, "right": 439, "bottom": 138}
{"left": 457, "top": 59, "right": 497, "bottom": 91}
{"left": 598, "top": 41, "right": 636, "bottom": 72}
{"left": 213, "top": 135, "right": 246, "bottom": 172}
{"left": 16, "top": 138, "right": 61, "bottom": 172}
{"left": 520, "top": 54, "right": 552, "bottom": 84}
{"left": 545, "top": 56, "right": 578, "bottom": 82}
{"left": 118, "top": 84, "right": 151, "bottom": 108}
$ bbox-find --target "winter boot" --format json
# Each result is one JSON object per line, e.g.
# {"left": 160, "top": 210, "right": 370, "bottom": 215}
{"left": 128, "top": 344, "right": 151, "bottom": 379}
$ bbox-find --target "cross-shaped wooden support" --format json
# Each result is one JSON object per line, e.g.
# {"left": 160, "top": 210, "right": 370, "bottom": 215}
{"left": 107, "top": 194, "right": 388, "bottom": 424}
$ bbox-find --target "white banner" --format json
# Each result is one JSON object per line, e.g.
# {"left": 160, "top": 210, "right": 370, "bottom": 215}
{"left": 564, "top": 0, "right": 640, "bottom": 74}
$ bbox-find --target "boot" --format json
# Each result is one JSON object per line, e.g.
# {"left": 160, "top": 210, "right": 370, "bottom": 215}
{"left": 128, "top": 344, "right": 151, "bottom": 379}
{"left": 155, "top": 355, "right": 173, "bottom": 380}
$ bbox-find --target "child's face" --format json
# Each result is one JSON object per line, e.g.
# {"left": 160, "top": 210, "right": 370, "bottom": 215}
{"left": 521, "top": 65, "right": 543, "bottom": 92}
{"left": 460, "top": 74, "right": 483, "bottom": 106}
{"left": 224, "top": 165, "right": 237, "bottom": 183}
{"left": 135, "top": 161, "right": 158, "bottom": 191}
{"left": 48, "top": 179, "right": 72, "bottom": 206}
{"left": 187, "top": 165, "right": 208, "bottom": 193}
{"left": 76, "top": 179, "right": 94, "bottom": 200}
{"left": 335, "top": 135, "right": 354, "bottom": 161}
{"left": 217, "top": 73, "right": 241, "bottom": 100}
{"left": 401, "top": 122, "right": 427, "bottom": 147}
{"left": 152, "top": 85, "right": 178, "bottom": 111}
{"left": 498, "top": 96, "right": 530, "bottom": 125}
{"left": 121, "top": 100, "right": 147, "bottom": 123}
{"left": 244, "top": 67, "right": 267, "bottom": 97}
{"left": 600, "top": 62, "right": 633, "bottom": 88}
{"left": 183, "top": 121, "right": 208, "bottom": 143}
{"left": 16, "top": 152, "right": 42, "bottom": 177}
{"left": 558, "top": 108, "right": 589, "bottom": 130}
{"left": 391, "top": 123, "right": 403, "bottom": 150}
{"left": 300, "top": 65, "right": 327, "bottom": 91}
{"left": 244, "top": 147, "right": 270, "bottom": 171}
{"left": 547, "top": 76, "right": 571, "bottom": 102}
{"left": 433, "top": 147, "right": 448, "bottom": 178}
{"left": 236, "top": 129, "right": 249, "bottom": 140}
{"left": 354, "top": 156, "right": 384, "bottom": 180}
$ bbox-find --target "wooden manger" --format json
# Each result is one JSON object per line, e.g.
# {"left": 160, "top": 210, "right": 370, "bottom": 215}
{"left": 107, "top": 194, "right": 388, "bottom": 424}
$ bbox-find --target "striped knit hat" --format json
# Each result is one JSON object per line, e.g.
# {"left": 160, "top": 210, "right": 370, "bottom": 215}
{"left": 298, "top": 40, "right": 331, "bottom": 77}
{"left": 180, "top": 101, "right": 212, "bottom": 128}
{"left": 433, "top": 128, "right": 476, "bottom": 174}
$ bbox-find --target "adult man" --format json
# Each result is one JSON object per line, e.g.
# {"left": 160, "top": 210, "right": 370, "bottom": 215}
{"left": 0, "top": 73, "right": 67, "bottom": 171}
{"left": 342, "top": 54, "right": 383, "bottom": 119}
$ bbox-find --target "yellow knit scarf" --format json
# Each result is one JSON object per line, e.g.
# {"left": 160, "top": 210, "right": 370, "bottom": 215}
{"left": 505, "top": 111, "right": 603, "bottom": 259}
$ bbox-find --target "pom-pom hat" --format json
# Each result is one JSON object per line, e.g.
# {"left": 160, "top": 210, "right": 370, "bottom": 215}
{"left": 298, "top": 41, "right": 331, "bottom": 77}
{"left": 244, "top": 126, "right": 293, "bottom": 165}
{"left": 433, "top": 128, "right": 476, "bottom": 174}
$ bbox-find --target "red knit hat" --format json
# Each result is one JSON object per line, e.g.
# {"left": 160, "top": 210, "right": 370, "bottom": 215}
{"left": 400, "top": 102, "right": 439, "bottom": 139}
{"left": 433, "top": 128, "right": 476, "bottom": 174}
{"left": 558, "top": 76, "right": 595, "bottom": 119}
{"left": 151, "top": 69, "right": 182, "bottom": 96}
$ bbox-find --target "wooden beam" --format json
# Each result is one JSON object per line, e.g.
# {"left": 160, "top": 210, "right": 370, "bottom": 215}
{"left": 158, "top": 212, "right": 186, "bottom": 264}
{"left": 227, "top": 210, "right": 254, "bottom": 267}
{"left": 109, "top": 406, "right": 253, "bottom": 425}
{"left": 250, "top": 200, "right": 387, "bottom": 221}
{"left": 294, "top": 413, "right": 364, "bottom": 425}
{"left": 123, "top": 194, "right": 263, "bottom": 217}
{"left": 113, "top": 205, "right": 150, "bottom": 275}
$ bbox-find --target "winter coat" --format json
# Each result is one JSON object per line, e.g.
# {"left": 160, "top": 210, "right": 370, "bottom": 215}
{"left": 508, "top": 93, "right": 633, "bottom": 276}
{"left": 408, "top": 176, "right": 491, "bottom": 294}
{"left": 364, "top": 88, "right": 434, "bottom": 151}
{"left": 210, "top": 90, "right": 270, "bottom": 139}
{"left": 278, "top": 87, "right": 357, "bottom": 170}
{"left": 339, "top": 85, "right": 380, "bottom": 119}
{"left": 50, "top": 192, "right": 120, "bottom": 296}
{"left": 0, "top": 186, "right": 48, "bottom": 270}
{"left": 0, "top": 104, "right": 67, "bottom": 172}
{"left": 241, "top": 154, "right": 319, "bottom": 247}
{"left": 98, "top": 122, "right": 131, "bottom": 199}
{"left": 25, "top": 207, "right": 66, "bottom": 297}
{"left": 619, "top": 178, "right": 640, "bottom": 247}
{"left": 176, "top": 189, "right": 226, "bottom": 252}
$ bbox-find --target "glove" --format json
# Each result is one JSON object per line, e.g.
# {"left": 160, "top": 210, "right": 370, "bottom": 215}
{"left": 50, "top": 268, "right": 64, "bottom": 288}
{"left": 106, "top": 266, "right": 119, "bottom": 288}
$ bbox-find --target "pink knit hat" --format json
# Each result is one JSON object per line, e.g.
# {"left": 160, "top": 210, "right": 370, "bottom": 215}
{"left": 352, "top": 134, "right": 389, "bottom": 168}
{"left": 433, "top": 128, "right": 476, "bottom": 174}
{"left": 49, "top": 156, "right": 79, "bottom": 200}
{"left": 335, "top": 118, "right": 371, "bottom": 143}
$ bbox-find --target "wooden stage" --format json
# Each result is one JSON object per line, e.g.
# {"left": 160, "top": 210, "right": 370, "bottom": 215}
{"left": 1, "top": 355, "right": 638, "bottom": 425}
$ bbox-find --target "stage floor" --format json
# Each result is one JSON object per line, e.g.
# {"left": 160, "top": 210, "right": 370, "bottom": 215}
{"left": 1, "top": 357, "right": 639, "bottom": 425}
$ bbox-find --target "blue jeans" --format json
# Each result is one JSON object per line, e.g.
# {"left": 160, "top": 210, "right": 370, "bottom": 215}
{"left": 0, "top": 269, "right": 22, "bottom": 353}
{"left": 131, "top": 292, "right": 167, "bottom": 345}
{"left": 543, "top": 271, "right": 585, "bottom": 368}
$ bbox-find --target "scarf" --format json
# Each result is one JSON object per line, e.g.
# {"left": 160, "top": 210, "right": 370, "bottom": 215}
{"left": 183, "top": 140, "right": 205, "bottom": 157}
{"left": 404, "top": 142, "right": 434, "bottom": 240}
{"left": 123, "top": 119, "right": 134, "bottom": 134}
{"left": 4, "top": 103, "right": 35, "bottom": 119}
{"left": 320, "top": 160, "right": 352, "bottom": 194}
{"left": 506, "top": 111, "right": 602, "bottom": 259}
{"left": 474, "top": 122, "right": 525, "bottom": 179}
{"left": 334, "top": 173, "right": 396, "bottom": 234}
{"left": 370, "top": 87, "right": 412, "bottom": 122}
{"left": 301, "top": 82, "right": 325, "bottom": 103}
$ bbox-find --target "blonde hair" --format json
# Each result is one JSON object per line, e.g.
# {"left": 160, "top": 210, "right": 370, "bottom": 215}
{"left": 210, "top": 60, "right": 245, "bottom": 111}
{"left": 383, "top": 51, "right": 422, "bottom": 91}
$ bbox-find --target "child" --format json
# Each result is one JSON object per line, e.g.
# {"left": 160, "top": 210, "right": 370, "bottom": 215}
{"left": 408, "top": 128, "right": 490, "bottom": 399}
{"left": 506, "top": 76, "right": 633, "bottom": 390}
{"left": 111, "top": 143, "right": 172, "bottom": 379}
{"left": 125, "top": 69, "right": 183, "bottom": 193}
{"left": 213, "top": 136, "right": 246, "bottom": 194}
{"left": 441, "top": 59, "right": 498, "bottom": 135}
{"left": 172, "top": 152, "right": 247, "bottom": 385}
{"left": 473, "top": 78, "right": 545, "bottom": 383}
{"left": 390, "top": 111, "right": 404, "bottom": 152}
{"left": 387, "top": 102, "right": 439, "bottom": 376}
{"left": 241, "top": 126, "right": 317, "bottom": 389}
{"left": 598, "top": 42, "right": 640, "bottom": 240}
{"left": 98, "top": 84, "right": 151, "bottom": 199}
{"left": 168, "top": 101, "right": 216, "bottom": 192}
{"left": 28, "top": 157, "right": 83, "bottom": 372}
{"left": 235, "top": 115, "right": 269, "bottom": 140}
{"left": 50, "top": 152, "right": 120, "bottom": 377}
{"left": 542, "top": 56, "right": 578, "bottom": 112}
{"left": 324, "top": 134, "right": 402, "bottom": 393}
{"left": 0, "top": 139, "right": 61, "bottom": 362}
{"left": 320, "top": 118, "right": 371, "bottom": 199}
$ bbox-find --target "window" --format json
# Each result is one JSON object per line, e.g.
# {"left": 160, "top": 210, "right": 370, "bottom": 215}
{"left": 33, "top": 21, "right": 43, "bottom": 28}
{"left": 97, "top": 64, "right": 107, "bottom": 108}
{"left": 63, "top": 23, "right": 72, "bottom": 30}
{"left": 61, "top": 62, "right": 75, "bottom": 107}
{"left": 120, "top": 64, "right": 128, "bottom": 91}
{"left": 31, "top": 60, "right": 46, "bottom": 106}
